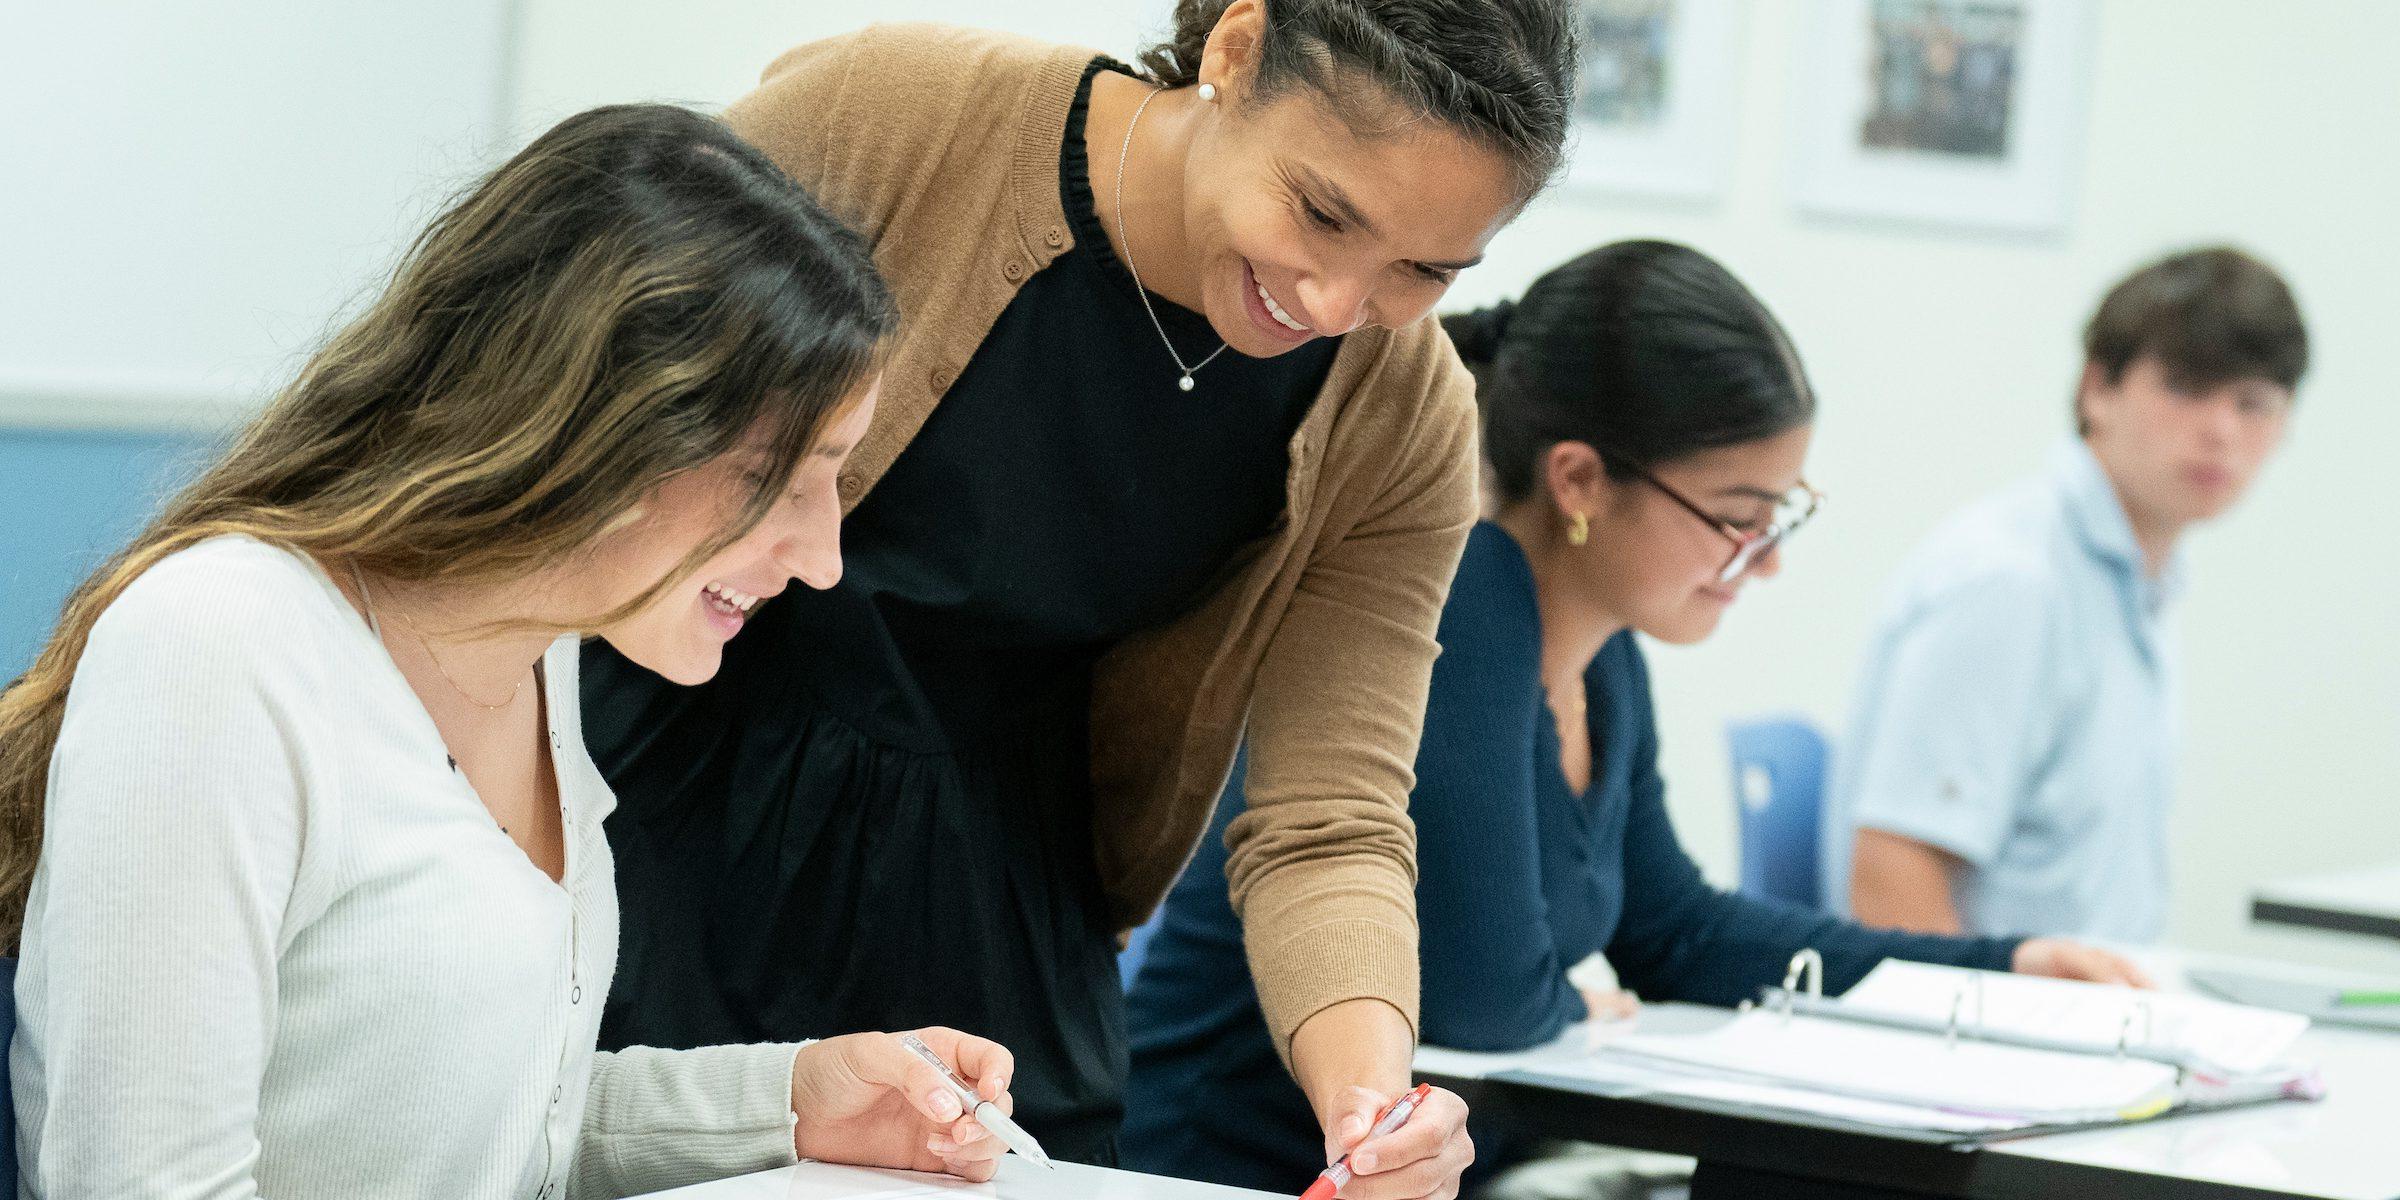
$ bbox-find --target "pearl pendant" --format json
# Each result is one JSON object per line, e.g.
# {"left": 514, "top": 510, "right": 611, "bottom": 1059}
{"left": 1178, "top": 374, "right": 1195, "bottom": 392}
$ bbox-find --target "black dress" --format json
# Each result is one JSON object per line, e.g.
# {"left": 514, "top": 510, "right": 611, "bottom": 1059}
{"left": 581, "top": 58, "right": 1338, "bottom": 1164}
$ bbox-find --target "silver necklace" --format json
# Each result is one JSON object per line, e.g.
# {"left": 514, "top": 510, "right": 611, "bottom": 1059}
{"left": 1115, "top": 86, "right": 1227, "bottom": 393}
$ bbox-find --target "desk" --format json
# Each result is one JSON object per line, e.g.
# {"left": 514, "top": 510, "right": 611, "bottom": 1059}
{"left": 632, "top": 1159, "right": 1279, "bottom": 1200}
{"left": 1418, "top": 953, "right": 2400, "bottom": 1200}
{"left": 2254, "top": 863, "right": 2400, "bottom": 943}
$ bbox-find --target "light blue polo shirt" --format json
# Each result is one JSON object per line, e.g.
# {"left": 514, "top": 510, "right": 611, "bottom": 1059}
{"left": 1823, "top": 441, "right": 2183, "bottom": 942}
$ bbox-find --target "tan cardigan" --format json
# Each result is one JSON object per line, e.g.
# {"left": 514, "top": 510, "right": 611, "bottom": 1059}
{"left": 724, "top": 23, "right": 1478, "bottom": 1051}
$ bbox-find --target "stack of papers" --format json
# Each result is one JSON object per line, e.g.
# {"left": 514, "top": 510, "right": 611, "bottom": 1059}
{"left": 1522, "top": 1042, "right": 2041, "bottom": 1134}
{"left": 1608, "top": 1011, "right": 2178, "bottom": 1126}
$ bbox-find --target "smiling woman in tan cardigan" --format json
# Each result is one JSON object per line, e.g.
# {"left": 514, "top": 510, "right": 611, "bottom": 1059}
{"left": 579, "top": 3, "right": 1574, "bottom": 1192}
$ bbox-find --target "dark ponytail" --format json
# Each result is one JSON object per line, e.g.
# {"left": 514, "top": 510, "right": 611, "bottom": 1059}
{"left": 1440, "top": 298, "right": 1514, "bottom": 368}
{"left": 1139, "top": 0, "right": 1578, "bottom": 196}
{"left": 1463, "top": 240, "right": 1816, "bottom": 506}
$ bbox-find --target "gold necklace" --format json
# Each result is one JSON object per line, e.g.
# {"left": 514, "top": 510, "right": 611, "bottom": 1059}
{"left": 362, "top": 574, "right": 524, "bottom": 713}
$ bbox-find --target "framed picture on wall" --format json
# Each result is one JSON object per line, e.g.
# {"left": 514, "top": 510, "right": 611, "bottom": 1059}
{"left": 1563, "top": 0, "right": 1744, "bottom": 203}
{"left": 1788, "top": 0, "right": 2095, "bottom": 234}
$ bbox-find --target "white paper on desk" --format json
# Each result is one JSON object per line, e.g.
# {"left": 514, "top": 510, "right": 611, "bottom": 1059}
{"left": 1608, "top": 1012, "right": 2178, "bottom": 1121}
{"left": 1841, "top": 961, "right": 2309, "bottom": 1076}
{"left": 784, "top": 1165, "right": 996, "bottom": 1200}
{"left": 635, "top": 1164, "right": 995, "bottom": 1200}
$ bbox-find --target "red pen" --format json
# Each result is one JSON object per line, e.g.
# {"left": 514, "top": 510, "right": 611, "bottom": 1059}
{"left": 1300, "top": 1083, "right": 1435, "bottom": 1200}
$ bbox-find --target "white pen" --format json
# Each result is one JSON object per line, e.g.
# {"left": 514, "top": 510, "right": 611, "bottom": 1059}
{"left": 899, "top": 1032, "right": 1055, "bottom": 1170}
{"left": 1302, "top": 1083, "right": 1431, "bottom": 1200}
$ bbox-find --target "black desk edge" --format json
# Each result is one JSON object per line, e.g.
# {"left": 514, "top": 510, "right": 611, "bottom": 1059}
{"left": 1425, "top": 1069, "right": 2342, "bottom": 1200}
{"left": 2252, "top": 896, "right": 2400, "bottom": 943}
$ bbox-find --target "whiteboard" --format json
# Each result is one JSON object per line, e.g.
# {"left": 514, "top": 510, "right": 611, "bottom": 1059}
{"left": 0, "top": 0, "right": 514, "bottom": 430}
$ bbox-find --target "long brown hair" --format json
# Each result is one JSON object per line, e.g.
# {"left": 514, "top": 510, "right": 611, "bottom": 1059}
{"left": 0, "top": 103, "right": 893, "bottom": 947}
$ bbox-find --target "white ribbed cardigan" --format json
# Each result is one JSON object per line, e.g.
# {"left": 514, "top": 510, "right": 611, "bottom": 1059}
{"left": 12, "top": 537, "right": 803, "bottom": 1199}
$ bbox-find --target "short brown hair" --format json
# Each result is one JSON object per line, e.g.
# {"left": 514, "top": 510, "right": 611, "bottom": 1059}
{"left": 2078, "top": 246, "right": 2308, "bottom": 434}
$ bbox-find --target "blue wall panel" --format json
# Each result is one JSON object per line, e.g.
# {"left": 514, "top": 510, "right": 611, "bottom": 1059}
{"left": 1, "top": 429, "right": 215, "bottom": 679}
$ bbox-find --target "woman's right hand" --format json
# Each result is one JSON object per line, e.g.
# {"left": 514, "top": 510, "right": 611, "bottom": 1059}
{"left": 1317, "top": 1082, "right": 1476, "bottom": 1200}
{"left": 787, "top": 1027, "right": 1019, "bottom": 1180}
{"left": 1578, "top": 985, "right": 1641, "bottom": 1024}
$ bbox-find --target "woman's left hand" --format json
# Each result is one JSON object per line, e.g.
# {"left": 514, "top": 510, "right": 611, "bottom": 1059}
{"left": 788, "top": 1027, "right": 1019, "bottom": 1181}
{"left": 1577, "top": 985, "right": 1642, "bottom": 1024}
{"left": 2012, "top": 938, "right": 2154, "bottom": 988}
{"left": 1317, "top": 1084, "right": 1475, "bottom": 1200}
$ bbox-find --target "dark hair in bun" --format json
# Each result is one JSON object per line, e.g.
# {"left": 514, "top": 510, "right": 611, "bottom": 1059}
{"left": 1452, "top": 240, "right": 1816, "bottom": 505}
{"left": 1440, "top": 298, "right": 1515, "bottom": 366}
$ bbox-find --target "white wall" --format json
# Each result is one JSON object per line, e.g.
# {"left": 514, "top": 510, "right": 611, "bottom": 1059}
{"left": 514, "top": 0, "right": 2400, "bottom": 973}
{"left": 511, "top": 0, "right": 1174, "bottom": 134}
{"left": 0, "top": 0, "right": 512, "bottom": 431}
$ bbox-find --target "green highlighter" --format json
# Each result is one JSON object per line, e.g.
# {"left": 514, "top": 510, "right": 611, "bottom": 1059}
{"left": 2339, "top": 990, "right": 2400, "bottom": 1007}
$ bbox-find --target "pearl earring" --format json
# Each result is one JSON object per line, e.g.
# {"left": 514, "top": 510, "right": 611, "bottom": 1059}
{"left": 1197, "top": 82, "right": 1217, "bottom": 102}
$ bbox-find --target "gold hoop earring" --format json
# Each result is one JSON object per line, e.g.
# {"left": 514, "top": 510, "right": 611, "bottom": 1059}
{"left": 1566, "top": 512, "right": 1589, "bottom": 547}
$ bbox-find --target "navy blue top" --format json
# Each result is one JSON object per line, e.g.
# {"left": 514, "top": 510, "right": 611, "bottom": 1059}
{"left": 1122, "top": 522, "right": 2020, "bottom": 1189}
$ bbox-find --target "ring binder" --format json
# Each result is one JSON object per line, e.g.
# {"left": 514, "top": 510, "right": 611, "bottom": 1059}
{"left": 1478, "top": 961, "right": 2322, "bottom": 1144}
{"left": 1758, "top": 963, "right": 2308, "bottom": 1081}
{"left": 2113, "top": 1001, "right": 2154, "bottom": 1062}
{"left": 1942, "top": 974, "right": 1988, "bottom": 1050}
{"left": 1777, "top": 948, "right": 1824, "bottom": 1026}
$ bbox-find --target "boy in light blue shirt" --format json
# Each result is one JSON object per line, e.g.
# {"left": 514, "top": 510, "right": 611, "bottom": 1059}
{"left": 1825, "top": 247, "right": 2308, "bottom": 942}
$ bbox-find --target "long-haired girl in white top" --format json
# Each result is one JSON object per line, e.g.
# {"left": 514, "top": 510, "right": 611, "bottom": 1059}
{"left": 0, "top": 103, "right": 1023, "bottom": 1198}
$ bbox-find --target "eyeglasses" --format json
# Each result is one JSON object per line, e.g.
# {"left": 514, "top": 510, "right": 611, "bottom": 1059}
{"left": 1630, "top": 466, "right": 1823, "bottom": 584}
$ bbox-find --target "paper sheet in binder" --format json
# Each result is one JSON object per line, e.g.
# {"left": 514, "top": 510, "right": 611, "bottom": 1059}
{"left": 1525, "top": 1048, "right": 2044, "bottom": 1134}
{"left": 1835, "top": 961, "right": 2310, "bottom": 1078}
{"left": 1603, "top": 1011, "right": 2182, "bottom": 1124}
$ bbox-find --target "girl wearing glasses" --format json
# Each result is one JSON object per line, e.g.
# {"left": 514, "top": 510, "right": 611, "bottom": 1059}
{"left": 1122, "top": 241, "right": 2142, "bottom": 1193}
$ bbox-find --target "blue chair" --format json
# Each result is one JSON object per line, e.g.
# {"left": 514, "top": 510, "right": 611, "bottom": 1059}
{"left": 1118, "top": 912, "right": 1163, "bottom": 990}
{"left": 3, "top": 955, "right": 17, "bottom": 1192}
{"left": 1727, "top": 716, "right": 1832, "bottom": 908}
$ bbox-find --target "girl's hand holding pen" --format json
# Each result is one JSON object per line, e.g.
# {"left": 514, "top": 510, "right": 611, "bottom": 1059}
{"left": 787, "top": 1027, "right": 1022, "bottom": 1181}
